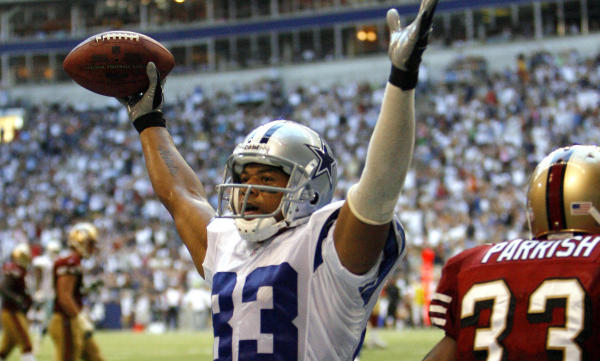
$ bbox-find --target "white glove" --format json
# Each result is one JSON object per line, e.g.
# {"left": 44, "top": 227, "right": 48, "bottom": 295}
{"left": 118, "top": 62, "right": 167, "bottom": 133}
{"left": 386, "top": 0, "right": 438, "bottom": 89}
{"left": 21, "top": 352, "right": 36, "bottom": 361}
{"left": 119, "top": 62, "right": 163, "bottom": 120}
{"left": 76, "top": 312, "right": 94, "bottom": 338}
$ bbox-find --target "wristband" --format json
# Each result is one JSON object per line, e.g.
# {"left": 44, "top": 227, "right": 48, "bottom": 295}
{"left": 388, "top": 65, "right": 419, "bottom": 91}
{"left": 133, "top": 111, "right": 166, "bottom": 134}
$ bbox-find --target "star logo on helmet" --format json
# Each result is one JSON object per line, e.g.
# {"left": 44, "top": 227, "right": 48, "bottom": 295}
{"left": 307, "top": 143, "right": 336, "bottom": 188}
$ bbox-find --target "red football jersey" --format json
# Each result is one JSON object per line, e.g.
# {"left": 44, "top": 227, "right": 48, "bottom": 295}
{"left": 1, "top": 261, "right": 28, "bottom": 311}
{"left": 429, "top": 235, "right": 600, "bottom": 361}
{"left": 52, "top": 252, "right": 84, "bottom": 314}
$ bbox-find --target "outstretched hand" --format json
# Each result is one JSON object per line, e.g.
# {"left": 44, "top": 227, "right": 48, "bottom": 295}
{"left": 118, "top": 62, "right": 164, "bottom": 123}
{"left": 387, "top": 0, "right": 438, "bottom": 72}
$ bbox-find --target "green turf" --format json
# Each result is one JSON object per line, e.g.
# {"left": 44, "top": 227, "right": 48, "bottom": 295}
{"left": 7, "top": 327, "right": 443, "bottom": 360}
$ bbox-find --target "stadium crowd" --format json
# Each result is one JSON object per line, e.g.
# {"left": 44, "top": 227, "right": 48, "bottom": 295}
{"left": 0, "top": 48, "right": 599, "bottom": 331}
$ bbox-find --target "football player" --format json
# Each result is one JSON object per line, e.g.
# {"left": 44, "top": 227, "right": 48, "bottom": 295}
{"left": 0, "top": 243, "right": 35, "bottom": 361}
{"left": 118, "top": 1, "right": 438, "bottom": 359}
{"left": 31, "top": 239, "right": 61, "bottom": 352}
{"left": 47, "top": 223, "right": 105, "bottom": 361}
{"left": 424, "top": 145, "right": 600, "bottom": 361}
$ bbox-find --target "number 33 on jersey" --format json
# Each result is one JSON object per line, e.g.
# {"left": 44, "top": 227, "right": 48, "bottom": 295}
{"left": 429, "top": 236, "right": 600, "bottom": 361}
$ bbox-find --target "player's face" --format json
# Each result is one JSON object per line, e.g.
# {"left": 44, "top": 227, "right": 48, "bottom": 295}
{"left": 86, "top": 241, "right": 97, "bottom": 256}
{"left": 238, "top": 164, "right": 289, "bottom": 221}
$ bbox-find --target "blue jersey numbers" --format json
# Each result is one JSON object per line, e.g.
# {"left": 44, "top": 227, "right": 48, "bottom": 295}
{"left": 212, "top": 263, "right": 299, "bottom": 361}
{"left": 213, "top": 272, "right": 236, "bottom": 361}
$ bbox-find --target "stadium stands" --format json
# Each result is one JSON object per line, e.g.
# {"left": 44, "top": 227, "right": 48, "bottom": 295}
{"left": 1, "top": 45, "right": 599, "bottom": 329}
{"left": 0, "top": 0, "right": 598, "bottom": 331}
{"left": 0, "top": 0, "right": 597, "bottom": 88}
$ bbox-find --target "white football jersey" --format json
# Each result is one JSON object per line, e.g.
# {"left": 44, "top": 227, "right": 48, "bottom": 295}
{"left": 32, "top": 253, "right": 56, "bottom": 301}
{"left": 203, "top": 200, "right": 406, "bottom": 361}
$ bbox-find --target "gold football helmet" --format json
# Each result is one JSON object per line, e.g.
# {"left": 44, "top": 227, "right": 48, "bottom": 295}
{"left": 68, "top": 222, "right": 98, "bottom": 258}
{"left": 527, "top": 145, "right": 600, "bottom": 238}
{"left": 11, "top": 243, "right": 32, "bottom": 268}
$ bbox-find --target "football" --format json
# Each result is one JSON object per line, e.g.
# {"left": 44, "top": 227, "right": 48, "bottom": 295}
{"left": 63, "top": 31, "right": 175, "bottom": 98}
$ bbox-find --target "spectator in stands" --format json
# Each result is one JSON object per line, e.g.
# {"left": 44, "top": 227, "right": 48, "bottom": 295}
{"left": 164, "top": 284, "right": 182, "bottom": 331}
{"left": 181, "top": 279, "right": 211, "bottom": 330}
{"left": 384, "top": 278, "right": 401, "bottom": 328}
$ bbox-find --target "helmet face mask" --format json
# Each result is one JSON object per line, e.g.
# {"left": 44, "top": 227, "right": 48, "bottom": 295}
{"left": 11, "top": 244, "right": 31, "bottom": 268}
{"left": 220, "top": 161, "right": 316, "bottom": 219}
{"left": 68, "top": 222, "right": 98, "bottom": 258}
{"left": 216, "top": 120, "right": 337, "bottom": 242}
{"left": 527, "top": 145, "right": 600, "bottom": 238}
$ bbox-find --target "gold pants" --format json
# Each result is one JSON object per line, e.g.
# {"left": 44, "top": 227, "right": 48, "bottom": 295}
{"left": 48, "top": 313, "right": 105, "bottom": 361}
{"left": 0, "top": 309, "right": 32, "bottom": 358}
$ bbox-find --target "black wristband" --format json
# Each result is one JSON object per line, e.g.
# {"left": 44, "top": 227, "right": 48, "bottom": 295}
{"left": 133, "top": 111, "right": 166, "bottom": 134}
{"left": 388, "top": 65, "right": 419, "bottom": 91}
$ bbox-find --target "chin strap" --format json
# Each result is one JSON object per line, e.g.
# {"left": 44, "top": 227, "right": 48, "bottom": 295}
{"left": 235, "top": 217, "right": 288, "bottom": 243}
{"left": 235, "top": 213, "right": 312, "bottom": 243}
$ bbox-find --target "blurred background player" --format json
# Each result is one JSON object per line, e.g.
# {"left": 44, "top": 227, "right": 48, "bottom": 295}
{"left": 0, "top": 243, "right": 35, "bottom": 361}
{"left": 48, "top": 222, "right": 105, "bottom": 361}
{"left": 424, "top": 145, "right": 600, "bottom": 360}
{"left": 364, "top": 295, "right": 387, "bottom": 350}
{"left": 30, "top": 240, "right": 61, "bottom": 353}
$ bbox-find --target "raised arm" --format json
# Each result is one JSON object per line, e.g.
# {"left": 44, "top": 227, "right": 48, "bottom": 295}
{"left": 334, "top": 0, "right": 438, "bottom": 274}
{"left": 120, "top": 64, "right": 215, "bottom": 277}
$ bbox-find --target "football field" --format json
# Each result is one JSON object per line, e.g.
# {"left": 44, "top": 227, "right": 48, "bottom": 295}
{"left": 10, "top": 327, "right": 442, "bottom": 360}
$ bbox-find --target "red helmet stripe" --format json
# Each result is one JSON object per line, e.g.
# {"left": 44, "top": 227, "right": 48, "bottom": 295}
{"left": 546, "top": 163, "right": 567, "bottom": 231}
